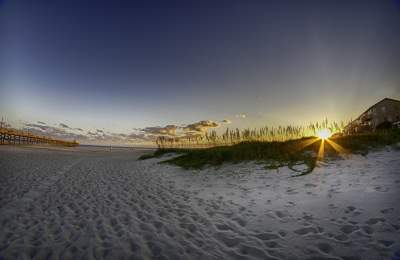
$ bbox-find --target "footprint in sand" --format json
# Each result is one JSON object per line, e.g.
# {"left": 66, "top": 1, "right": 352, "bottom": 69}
{"left": 278, "top": 230, "right": 287, "bottom": 237}
{"left": 344, "top": 206, "right": 356, "bottom": 214}
{"left": 286, "top": 201, "right": 296, "bottom": 207}
{"left": 286, "top": 187, "right": 298, "bottom": 194}
{"left": 374, "top": 186, "right": 389, "bottom": 192}
{"left": 275, "top": 211, "right": 288, "bottom": 219}
{"left": 294, "top": 227, "right": 318, "bottom": 236}
{"left": 392, "top": 224, "right": 400, "bottom": 231}
{"left": 265, "top": 241, "right": 279, "bottom": 248}
{"left": 340, "top": 224, "right": 359, "bottom": 234}
{"left": 334, "top": 233, "right": 349, "bottom": 242}
{"left": 365, "top": 218, "right": 385, "bottom": 225}
{"left": 380, "top": 208, "right": 394, "bottom": 214}
{"left": 361, "top": 225, "right": 374, "bottom": 235}
{"left": 254, "top": 232, "right": 280, "bottom": 241}
{"left": 215, "top": 232, "right": 242, "bottom": 247}
{"left": 316, "top": 242, "right": 332, "bottom": 254}
{"left": 152, "top": 220, "right": 163, "bottom": 230}
{"left": 328, "top": 203, "right": 337, "bottom": 209}
{"left": 377, "top": 240, "right": 394, "bottom": 248}
{"left": 180, "top": 222, "right": 197, "bottom": 233}
{"left": 302, "top": 213, "right": 314, "bottom": 221}
{"left": 215, "top": 223, "right": 232, "bottom": 231}
{"left": 231, "top": 216, "right": 246, "bottom": 227}
{"left": 304, "top": 183, "right": 317, "bottom": 188}
{"left": 239, "top": 244, "right": 269, "bottom": 259}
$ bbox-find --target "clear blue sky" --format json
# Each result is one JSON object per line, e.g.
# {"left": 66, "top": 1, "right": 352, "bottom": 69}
{"left": 1, "top": 0, "right": 399, "bottom": 144}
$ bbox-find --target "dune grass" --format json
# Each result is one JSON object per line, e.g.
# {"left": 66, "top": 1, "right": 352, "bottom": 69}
{"left": 155, "top": 119, "right": 346, "bottom": 148}
{"left": 139, "top": 129, "right": 400, "bottom": 175}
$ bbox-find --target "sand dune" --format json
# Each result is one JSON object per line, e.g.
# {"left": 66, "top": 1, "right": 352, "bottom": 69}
{"left": 0, "top": 146, "right": 399, "bottom": 259}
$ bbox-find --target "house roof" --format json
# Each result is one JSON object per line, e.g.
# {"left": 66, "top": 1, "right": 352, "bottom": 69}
{"left": 357, "top": 98, "right": 400, "bottom": 119}
{"left": 345, "top": 98, "right": 400, "bottom": 128}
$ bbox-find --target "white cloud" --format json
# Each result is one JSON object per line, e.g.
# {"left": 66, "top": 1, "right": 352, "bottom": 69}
{"left": 183, "top": 120, "right": 219, "bottom": 133}
{"left": 141, "top": 125, "right": 178, "bottom": 136}
{"left": 235, "top": 114, "right": 246, "bottom": 118}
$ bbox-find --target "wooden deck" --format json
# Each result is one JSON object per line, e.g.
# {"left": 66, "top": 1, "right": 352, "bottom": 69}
{"left": 0, "top": 128, "right": 79, "bottom": 147}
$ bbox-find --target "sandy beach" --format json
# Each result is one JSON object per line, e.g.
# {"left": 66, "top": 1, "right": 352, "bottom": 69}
{"left": 0, "top": 145, "right": 399, "bottom": 260}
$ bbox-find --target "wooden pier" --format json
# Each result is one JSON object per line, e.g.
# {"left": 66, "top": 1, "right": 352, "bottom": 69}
{"left": 0, "top": 127, "right": 79, "bottom": 147}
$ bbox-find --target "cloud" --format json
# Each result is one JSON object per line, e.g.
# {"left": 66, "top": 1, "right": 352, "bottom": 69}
{"left": 142, "top": 125, "right": 178, "bottom": 136}
{"left": 141, "top": 120, "right": 220, "bottom": 139}
{"left": 21, "top": 118, "right": 222, "bottom": 146}
{"left": 37, "top": 121, "right": 46, "bottom": 125}
{"left": 22, "top": 121, "right": 153, "bottom": 145}
{"left": 89, "top": 131, "right": 152, "bottom": 144}
{"left": 23, "top": 123, "right": 87, "bottom": 141}
{"left": 235, "top": 114, "right": 246, "bottom": 118}
{"left": 183, "top": 120, "right": 219, "bottom": 133}
{"left": 222, "top": 119, "right": 231, "bottom": 124}
{"left": 87, "top": 131, "right": 98, "bottom": 136}
{"left": 127, "top": 132, "right": 152, "bottom": 141}
{"left": 25, "top": 123, "right": 53, "bottom": 132}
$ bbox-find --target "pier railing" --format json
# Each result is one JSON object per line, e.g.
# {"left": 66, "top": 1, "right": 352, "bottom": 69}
{"left": 0, "top": 127, "right": 79, "bottom": 147}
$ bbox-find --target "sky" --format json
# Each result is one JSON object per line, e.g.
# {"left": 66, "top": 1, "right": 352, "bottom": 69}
{"left": 1, "top": 0, "right": 399, "bottom": 145}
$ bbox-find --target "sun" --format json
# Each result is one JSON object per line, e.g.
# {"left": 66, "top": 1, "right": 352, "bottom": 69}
{"left": 316, "top": 129, "right": 332, "bottom": 140}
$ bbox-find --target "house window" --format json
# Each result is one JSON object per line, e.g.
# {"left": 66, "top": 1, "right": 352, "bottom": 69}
{"left": 381, "top": 106, "right": 386, "bottom": 112}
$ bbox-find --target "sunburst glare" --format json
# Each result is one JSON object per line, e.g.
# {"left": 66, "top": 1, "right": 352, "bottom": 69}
{"left": 316, "top": 129, "right": 332, "bottom": 140}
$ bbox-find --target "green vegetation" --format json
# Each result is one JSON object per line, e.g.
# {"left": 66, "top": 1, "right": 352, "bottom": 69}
{"left": 138, "top": 148, "right": 187, "bottom": 160}
{"left": 140, "top": 129, "right": 400, "bottom": 175}
{"left": 162, "top": 139, "right": 320, "bottom": 175}
{"left": 138, "top": 153, "right": 157, "bottom": 160}
{"left": 332, "top": 129, "right": 400, "bottom": 152}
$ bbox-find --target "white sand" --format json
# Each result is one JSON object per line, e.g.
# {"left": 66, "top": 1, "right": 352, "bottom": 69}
{"left": 0, "top": 146, "right": 399, "bottom": 260}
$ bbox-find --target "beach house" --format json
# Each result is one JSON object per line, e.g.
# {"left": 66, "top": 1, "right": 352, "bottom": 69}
{"left": 343, "top": 98, "right": 400, "bottom": 134}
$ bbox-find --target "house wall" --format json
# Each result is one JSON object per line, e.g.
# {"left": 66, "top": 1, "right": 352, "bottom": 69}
{"left": 367, "top": 99, "right": 400, "bottom": 128}
{"left": 344, "top": 99, "right": 400, "bottom": 134}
